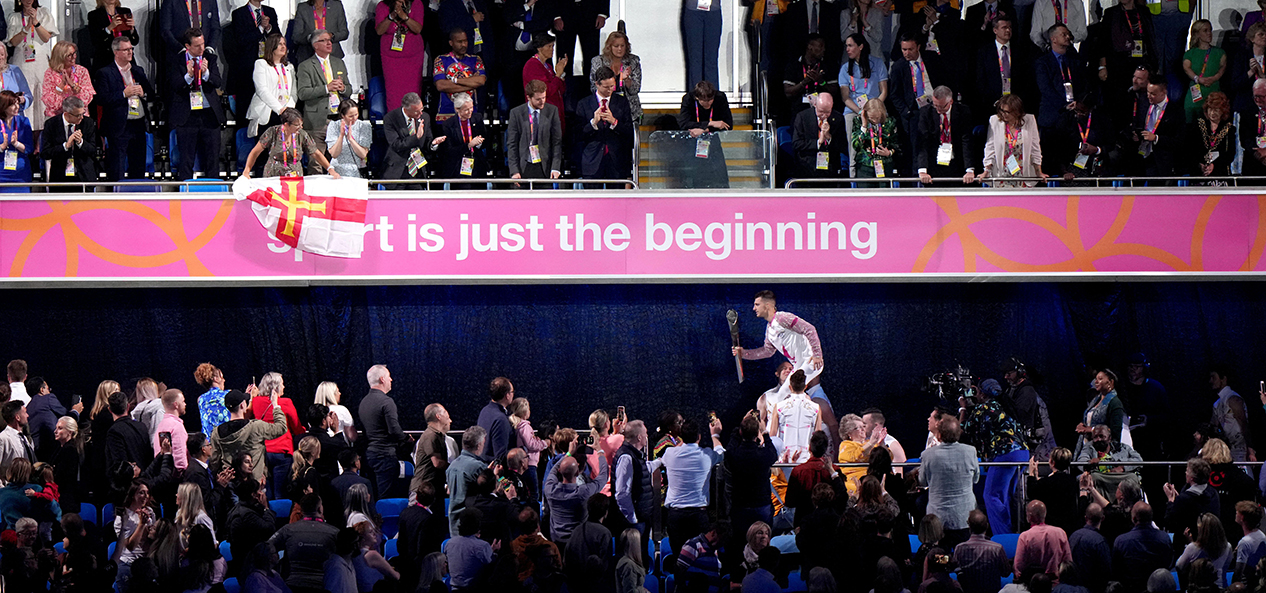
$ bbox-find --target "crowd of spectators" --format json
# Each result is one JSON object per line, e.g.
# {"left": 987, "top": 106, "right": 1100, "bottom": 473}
{"left": 1, "top": 350, "right": 1265, "bottom": 593}
{"left": 0, "top": 0, "right": 1255, "bottom": 189}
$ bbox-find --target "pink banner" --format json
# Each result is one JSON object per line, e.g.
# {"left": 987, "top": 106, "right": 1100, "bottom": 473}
{"left": 1, "top": 191, "right": 1264, "bottom": 281}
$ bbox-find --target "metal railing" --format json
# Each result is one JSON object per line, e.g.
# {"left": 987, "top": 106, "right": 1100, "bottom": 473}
{"left": 0, "top": 178, "right": 640, "bottom": 192}
{"left": 784, "top": 175, "right": 1266, "bottom": 189}
{"left": 371, "top": 178, "right": 641, "bottom": 190}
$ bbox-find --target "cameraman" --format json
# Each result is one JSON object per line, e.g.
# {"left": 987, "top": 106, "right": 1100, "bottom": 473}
{"left": 960, "top": 379, "right": 1030, "bottom": 536}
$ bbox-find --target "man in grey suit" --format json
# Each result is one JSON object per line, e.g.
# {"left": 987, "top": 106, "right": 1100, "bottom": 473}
{"left": 919, "top": 416, "right": 980, "bottom": 549}
{"left": 294, "top": 29, "right": 351, "bottom": 153}
{"left": 380, "top": 92, "right": 447, "bottom": 189}
{"left": 507, "top": 79, "right": 563, "bottom": 185}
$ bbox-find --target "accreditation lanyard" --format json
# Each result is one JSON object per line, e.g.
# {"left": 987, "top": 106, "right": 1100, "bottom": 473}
{"left": 185, "top": 0, "right": 200, "bottom": 27}
{"left": 848, "top": 64, "right": 859, "bottom": 93}
{"left": 1197, "top": 49, "right": 1212, "bottom": 78}
{"left": 1004, "top": 123, "right": 1021, "bottom": 158}
{"left": 696, "top": 102, "right": 712, "bottom": 125}
{"left": 1077, "top": 112, "right": 1092, "bottom": 145}
{"left": 315, "top": 6, "right": 327, "bottom": 30}
{"left": 280, "top": 129, "right": 298, "bottom": 170}
{"left": 869, "top": 124, "right": 883, "bottom": 154}
{"left": 21, "top": 15, "right": 35, "bottom": 61}
{"left": 1124, "top": 9, "right": 1141, "bottom": 37}
{"left": 461, "top": 118, "right": 472, "bottom": 152}
{"left": 109, "top": 10, "right": 123, "bottom": 36}
{"left": 275, "top": 64, "right": 290, "bottom": 97}
{"left": 1051, "top": 0, "right": 1064, "bottom": 23}
{"left": 616, "top": 62, "right": 624, "bottom": 92}
{"left": 1258, "top": 112, "right": 1265, "bottom": 137}
{"left": 189, "top": 55, "right": 203, "bottom": 88}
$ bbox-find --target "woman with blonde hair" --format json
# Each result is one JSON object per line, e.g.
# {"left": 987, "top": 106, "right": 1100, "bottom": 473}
{"left": 616, "top": 527, "right": 646, "bottom": 593}
{"left": 131, "top": 378, "right": 164, "bottom": 438}
{"left": 1202, "top": 438, "right": 1257, "bottom": 541}
{"left": 591, "top": 30, "right": 642, "bottom": 122}
{"left": 40, "top": 41, "right": 94, "bottom": 119}
{"left": 838, "top": 413, "right": 883, "bottom": 493}
{"left": 287, "top": 434, "right": 320, "bottom": 503}
{"left": 509, "top": 397, "right": 551, "bottom": 500}
{"left": 850, "top": 97, "right": 898, "bottom": 184}
{"left": 589, "top": 408, "right": 625, "bottom": 469}
{"left": 1176, "top": 512, "right": 1232, "bottom": 585}
{"left": 1183, "top": 19, "right": 1227, "bottom": 121}
{"left": 314, "top": 381, "right": 355, "bottom": 441}
{"left": 7, "top": 0, "right": 55, "bottom": 132}
{"left": 86, "top": 0, "right": 137, "bottom": 69}
{"left": 736, "top": 521, "right": 771, "bottom": 583}
{"left": 87, "top": 380, "right": 120, "bottom": 482}
{"left": 174, "top": 481, "right": 216, "bottom": 545}
{"left": 51, "top": 416, "right": 84, "bottom": 508}
{"left": 194, "top": 363, "right": 230, "bottom": 437}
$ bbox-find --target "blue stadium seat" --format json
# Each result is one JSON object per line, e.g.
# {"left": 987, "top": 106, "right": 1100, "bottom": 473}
{"left": 368, "top": 76, "right": 387, "bottom": 120}
{"left": 107, "top": 542, "right": 116, "bottom": 559}
{"left": 378, "top": 497, "right": 409, "bottom": 539}
{"left": 665, "top": 573, "right": 675, "bottom": 593}
{"left": 992, "top": 534, "right": 1020, "bottom": 558}
{"left": 403, "top": 461, "right": 415, "bottom": 477}
{"left": 441, "top": 538, "right": 449, "bottom": 553}
{"left": 1001, "top": 574, "right": 1013, "bottom": 587}
{"left": 220, "top": 540, "right": 232, "bottom": 562}
{"left": 644, "top": 572, "right": 660, "bottom": 593}
{"left": 223, "top": 577, "right": 240, "bottom": 593}
{"left": 269, "top": 499, "right": 293, "bottom": 519}
{"left": 169, "top": 129, "right": 202, "bottom": 173}
{"left": 180, "top": 178, "right": 229, "bottom": 192}
{"left": 236, "top": 128, "right": 255, "bottom": 172}
{"left": 77, "top": 502, "right": 98, "bottom": 527}
{"left": 54, "top": 541, "right": 64, "bottom": 555}
{"left": 909, "top": 534, "right": 921, "bottom": 554}
{"left": 101, "top": 504, "right": 114, "bottom": 526}
{"left": 1172, "top": 571, "right": 1180, "bottom": 589}
{"left": 385, "top": 539, "right": 398, "bottom": 559}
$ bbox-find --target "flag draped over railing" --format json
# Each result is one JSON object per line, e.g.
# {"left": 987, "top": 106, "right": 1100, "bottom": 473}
{"left": 233, "top": 176, "right": 369, "bottom": 258}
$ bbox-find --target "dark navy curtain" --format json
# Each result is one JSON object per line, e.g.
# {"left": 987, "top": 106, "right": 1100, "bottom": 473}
{"left": 2, "top": 282, "right": 1264, "bottom": 454}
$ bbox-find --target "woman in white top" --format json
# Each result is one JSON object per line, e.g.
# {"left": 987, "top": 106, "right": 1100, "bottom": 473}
{"left": 7, "top": 0, "right": 55, "bottom": 132}
{"left": 344, "top": 482, "right": 376, "bottom": 528}
{"left": 246, "top": 34, "right": 295, "bottom": 137}
{"left": 844, "top": 0, "right": 885, "bottom": 65}
{"left": 981, "top": 94, "right": 1045, "bottom": 187}
{"left": 175, "top": 482, "right": 216, "bottom": 546}
{"left": 113, "top": 481, "right": 155, "bottom": 589}
{"left": 1176, "top": 512, "right": 1232, "bottom": 585}
{"left": 314, "top": 380, "right": 356, "bottom": 441}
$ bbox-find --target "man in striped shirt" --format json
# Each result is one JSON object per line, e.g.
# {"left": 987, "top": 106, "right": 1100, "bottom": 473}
{"left": 953, "top": 510, "right": 1012, "bottom": 593}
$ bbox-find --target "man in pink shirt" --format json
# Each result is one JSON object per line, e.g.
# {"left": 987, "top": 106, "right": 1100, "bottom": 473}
{"left": 153, "top": 389, "right": 189, "bottom": 470}
{"left": 1015, "top": 500, "right": 1073, "bottom": 578}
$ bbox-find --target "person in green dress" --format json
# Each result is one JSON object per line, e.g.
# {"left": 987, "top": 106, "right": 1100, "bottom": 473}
{"left": 242, "top": 108, "right": 340, "bottom": 178}
{"left": 1182, "top": 19, "right": 1227, "bottom": 122}
{"left": 849, "top": 99, "right": 899, "bottom": 187}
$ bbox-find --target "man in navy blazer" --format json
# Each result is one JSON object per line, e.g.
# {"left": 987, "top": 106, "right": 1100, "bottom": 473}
{"left": 160, "top": 0, "right": 222, "bottom": 54}
{"left": 1035, "top": 23, "right": 1091, "bottom": 176}
{"left": 167, "top": 28, "right": 225, "bottom": 181}
{"left": 917, "top": 85, "right": 977, "bottom": 185}
{"left": 577, "top": 66, "right": 633, "bottom": 188}
{"left": 227, "top": 0, "right": 281, "bottom": 121}
{"left": 96, "top": 37, "right": 154, "bottom": 182}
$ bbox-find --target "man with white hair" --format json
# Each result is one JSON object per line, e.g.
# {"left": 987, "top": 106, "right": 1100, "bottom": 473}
{"left": 791, "top": 92, "right": 846, "bottom": 178}
{"left": 612, "top": 419, "right": 652, "bottom": 540}
{"left": 358, "top": 364, "right": 413, "bottom": 499}
{"left": 1239, "top": 79, "right": 1266, "bottom": 177}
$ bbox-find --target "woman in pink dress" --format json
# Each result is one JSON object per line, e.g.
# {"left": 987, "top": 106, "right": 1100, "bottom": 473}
{"left": 522, "top": 33, "right": 567, "bottom": 134}
{"left": 374, "top": 0, "right": 425, "bottom": 111}
{"left": 41, "top": 41, "right": 94, "bottom": 119}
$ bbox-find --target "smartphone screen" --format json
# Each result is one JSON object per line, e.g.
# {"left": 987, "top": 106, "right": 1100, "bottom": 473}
{"left": 71, "top": 394, "right": 81, "bottom": 406}
{"left": 159, "top": 432, "right": 172, "bottom": 449}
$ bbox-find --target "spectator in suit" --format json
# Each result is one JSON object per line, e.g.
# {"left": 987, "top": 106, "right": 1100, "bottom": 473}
{"left": 183, "top": 432, "right": 232, "bottom": 528}
{"left": 380, "top": 92, "right": 444, "bottom": 188}
{"left": 896, "top": 0, "right": 965, "bottom": 82}
{"left": 888, "top": 32, "right": 941, "bottom": 174}
{"left": 1035, "top": 22, "right": 1089, "bottom": 176}
{"left": 439, "top": 92, "right": 488, "bottom": 187}
{"left": 973, "top": 18, "right": 1034, "bottom": 129}
{"left": 508, "top": 78, "right": 563, "bottom": 183}
{"left": 1239, "top": 79, "right": 1266, "bottom": 177}
{"left": 105, "top": 391, "right": 151, "bottom": 471}
{"left": 776, "top": 0, "right": 844, "bottom": 75}
{"left": 159, "top": 0, "right": 221, "bottom": 62}
{"left": 331, "top": 449, "right": 371, "bottom": 501}
{"left": 95, "top": 37, "right": 152, "bottom": 183}
{"left": 792, "top": 92, "right": 846, "bottom": 179}
{"left": 504, "top": 0, "right": 554, "bottom": 112}
{"left": 981, "top": 94, "right": 1045, "bottom": 185}
{"left": 917, "top": 85, "right": 977, "bottom": 185}
{"left": 227, "top": 0, "right": 281, "bottom": 123}
{"left": 168, "top": 28, "right": 224, "bottom": 182}
{"left": 87, "top": 0, "right": 137, "bottom": 70}
{"left": 577, "top": 66, "right": 633, "bottom": 188}
{"left": 245, "top": 34, "right": 294, "bottom": 138}
{"left": 1130, "top": 74, "right": 1184, "bottom": 178}
{"left": 292, "top": 0, "right": 349, "bottom": 66}
{"left": 294, "top": 29, "right": 351, "bottom": 148}
{"left": 40, "top": 95, "right": 96, "bottom": 191}
{"left": 1030, "top": 0, "right": 1085, "bottom": 47}
{"left": 552, "top": 0, "right": 608, "bottom": 82}
{"left": 440, "top": 0, "right": 492, "bottom": 62}
{"left": 1097, "top": 0, "right": 1154, "bottom": 111}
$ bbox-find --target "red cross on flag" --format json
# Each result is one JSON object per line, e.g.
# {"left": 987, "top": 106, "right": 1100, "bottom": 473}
{"left": 233, "top": 175, "right": 369, "bottom": 258}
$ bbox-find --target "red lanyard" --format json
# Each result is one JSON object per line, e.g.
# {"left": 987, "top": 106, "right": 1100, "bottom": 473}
{"left": 461, "top": 118, "right": 471, "bottom": 146}
{"left": 695, "top": 102, "right": 712, "bottom": 123}
{"left": 1051, "top": 0, "right": 1064, "bottom": 23}
{"left": 869, "top": 124, "right": 882, "bottom": 153}
{"left": 1124, "top": 9, "right": 1141, "bottom": 36}
{"left": 1258, "top": 112, "right": 1265, "bottom": 136}
{"left": 1197, "top": 49, "right": 1212, "bottom": 78}
{"left": 185, "top": 0, "right": 199, "bottom": 25}
{"left": 1004, "top": 123, "right": 1021, "bottom": 157}
{"left": 1077, "top": 112, "right": 1092, "bottom": 144}
{"left": 848, "top": 63, "right": 859, "bottom": 92}
{"left": 274, "top": 64, "right": 289, "bottom": 95}
{"left": 1146, "top": 101, "right": 1167, "bottom": 133}
{"left": 997, "top": 45, "right": 1008, "bottom": 75}
{"left": 315, "top": 6, "right": 327, "bottom": 30}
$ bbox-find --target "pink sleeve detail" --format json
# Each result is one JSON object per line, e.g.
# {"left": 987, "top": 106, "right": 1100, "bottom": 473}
{"left": 741, "top": 334, "right": 776, "bottom": 360}
{"left": 777, "top": 312, "right": 823, "bottom": 358}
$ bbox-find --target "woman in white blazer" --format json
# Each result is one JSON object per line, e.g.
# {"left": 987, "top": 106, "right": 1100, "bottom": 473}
{"left": 981, "top": 94, "right": 1047, "bottom": 187}
{"left": 246, "top": 34, "right": 295, "bottom": 137}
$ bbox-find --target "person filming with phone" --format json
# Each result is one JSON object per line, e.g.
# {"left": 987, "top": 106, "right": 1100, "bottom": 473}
{"left": 153, "top": 389, "right": 188, "bottom": 470}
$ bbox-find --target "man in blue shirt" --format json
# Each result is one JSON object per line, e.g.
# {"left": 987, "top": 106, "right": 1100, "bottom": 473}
{"left": 1111, "top": 502, "right": 1173, "bottom": 593}
{"left": 477, "top": 377, "right": 517, "bottom": 462}
{"left": 653, "top": 418, "right": 725, "bottom": 550}
{"left": 447, "top": 506, "right": 497, "bottom": 591}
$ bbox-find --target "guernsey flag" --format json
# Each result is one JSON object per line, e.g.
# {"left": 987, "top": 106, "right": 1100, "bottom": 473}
{"left": 233, "top": 175, "right": 369, "bottom": 258}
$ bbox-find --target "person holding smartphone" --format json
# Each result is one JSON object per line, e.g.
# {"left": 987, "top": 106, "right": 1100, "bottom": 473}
{"left": 153, "top": 389, "right": 189, "bottom": 470}
{"left": 210, "top": 386, "right": 284, "bottom": 484}
{"left": 87, "top": 0, "right": 138, "bottom": 69}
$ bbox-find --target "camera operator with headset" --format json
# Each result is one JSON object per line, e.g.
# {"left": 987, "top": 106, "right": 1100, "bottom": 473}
{"left": 959, "top": 377, "right": 1030, "bottom": 536}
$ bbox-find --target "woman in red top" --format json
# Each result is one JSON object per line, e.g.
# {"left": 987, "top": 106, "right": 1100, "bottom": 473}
{"left": 251, "top": 372, "right": 305, "bottom": 497}
{"left": 522, "top": 33, "right": 567, "bottom": 134}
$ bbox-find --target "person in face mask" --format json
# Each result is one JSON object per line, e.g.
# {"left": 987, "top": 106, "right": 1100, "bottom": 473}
{"left": 1077, "top": 424, "right": 1144, "bottom": 502}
